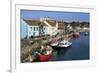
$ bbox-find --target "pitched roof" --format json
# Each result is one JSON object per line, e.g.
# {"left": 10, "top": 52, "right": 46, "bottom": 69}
{"left": 45, "top": 20, "right": 56, "bottom": 26}
{"left": 23, "top": 19, "right": 47, "bottom": 26}
{"left": 23, "top": 19, "right": 65, "bottom": 28}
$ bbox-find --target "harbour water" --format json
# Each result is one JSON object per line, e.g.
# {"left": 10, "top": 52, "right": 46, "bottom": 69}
{"left": 50, "top": 32, "right": 90, "bottom": 61}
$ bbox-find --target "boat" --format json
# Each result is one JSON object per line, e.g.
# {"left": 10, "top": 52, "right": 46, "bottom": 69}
{"left": 58, "top": 40, "right": 72, "bottom": 48}
{"left": 50, "top": 42, "right": 58, "bottom": 47}
{"left": 38, "top": 46, "right": 53, "bottom": 61}
{"left": 51, "top": 40, "right": 72, "bottom": 48}
{"left": 38, "top": 54, "right": 52, "bottom": 61}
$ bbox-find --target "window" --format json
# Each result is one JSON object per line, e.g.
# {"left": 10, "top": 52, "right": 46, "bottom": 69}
{"left": 33, "top": 32, "right": 35, "bottom": 36}
{"left": 44, "top": 27, "right": 45, "bottom": 30}
{"left": 45, "top": 27, "right": 47, "bottom": 30}
{"left": 34, "top": 27, "right": 35, "bottom": 31}
{"left": 37, "top": 27, "right": 38, "bottom": 31}
{"left": 30, "top": 27, "right": 32, "bottom": 30}
{"left": 43, "top": 32, "right": 45, "bottom": 34}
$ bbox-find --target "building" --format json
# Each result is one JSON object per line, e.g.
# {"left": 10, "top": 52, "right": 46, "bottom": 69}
{"left": 21, "top": 19, "right": 28, "bottom": 39}
{"left": 25, "top": 19, "right": 48, "bottom": 37}
{"left": 21, "top": 17, "right": 65, "bottom": 39}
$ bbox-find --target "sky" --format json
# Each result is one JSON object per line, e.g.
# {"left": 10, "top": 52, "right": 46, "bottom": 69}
{"left": 21, "top": 10, "right": 90, "bottom": 22}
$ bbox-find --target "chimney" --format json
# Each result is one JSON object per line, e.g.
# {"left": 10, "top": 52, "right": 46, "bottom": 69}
{"left": 40, "top": 17, "right": 43, "bottom": 22}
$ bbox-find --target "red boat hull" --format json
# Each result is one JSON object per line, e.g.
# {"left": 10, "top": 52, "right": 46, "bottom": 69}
{"left": 38, "top": 54, "right": 52, "bottom": 61}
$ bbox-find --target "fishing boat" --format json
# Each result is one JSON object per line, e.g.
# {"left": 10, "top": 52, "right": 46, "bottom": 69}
{"left": 58, "top": 40, "right": 72, "bottom": 48}
{"left": 51, "top": 40, "right": 72, "bottom": 48}
{"left": 38, "top": 46, "right": 53, "bottom": 61}
{"left": 50, "top": 42, "right": 59, "bottom": 47}
{"left": 38, "top": 53, "right": 52, "bottom": 61}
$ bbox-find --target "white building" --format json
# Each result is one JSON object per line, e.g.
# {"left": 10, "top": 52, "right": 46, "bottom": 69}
{"left": 21, "top": 17, "right": 65, "bottom": 39}
{"left": 21, "top": 19, "right": 28, "bottom": 39}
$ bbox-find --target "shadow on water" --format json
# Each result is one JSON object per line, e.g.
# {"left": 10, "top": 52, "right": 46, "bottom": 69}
{"left": 57, "top": 48, "right": 71, "bottom": 56}
{"left": 49, "top": 46, "right": 72, "bottom": 61}
{"left": 53, "top": 46, "right": 72, "bottom": 55}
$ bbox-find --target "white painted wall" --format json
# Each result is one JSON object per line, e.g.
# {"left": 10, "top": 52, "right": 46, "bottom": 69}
{"left": 27, "top": 26, "right": 39, "bottom": 37}
{"left": 43, "top": 26, "right": 48, "bottom": 35}
{"left": 43, "top": 20, "right": 58, "bottom": 36}
{"left": 20, "top": 19, "right": 28, "bottom": 39}
{"left": 27, "top": 25, "right": 49, "bottom": 38}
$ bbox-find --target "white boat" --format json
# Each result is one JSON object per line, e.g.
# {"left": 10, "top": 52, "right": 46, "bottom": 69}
{"left": 51, "top": 42, "right": 58, "bottom": 47}
{"left": 51, "top": 40, "right": 72, "bottom": 48}
{"left": 58, "top": 40, "right": 72, "bottom": 48}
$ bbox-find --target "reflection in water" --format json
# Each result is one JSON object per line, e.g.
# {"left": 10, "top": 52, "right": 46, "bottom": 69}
{"left": 50, "top": 47, "right": 71, "bottom": 61}
{"left": 54, "top": 47, "right": 71, "bottom": 56}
